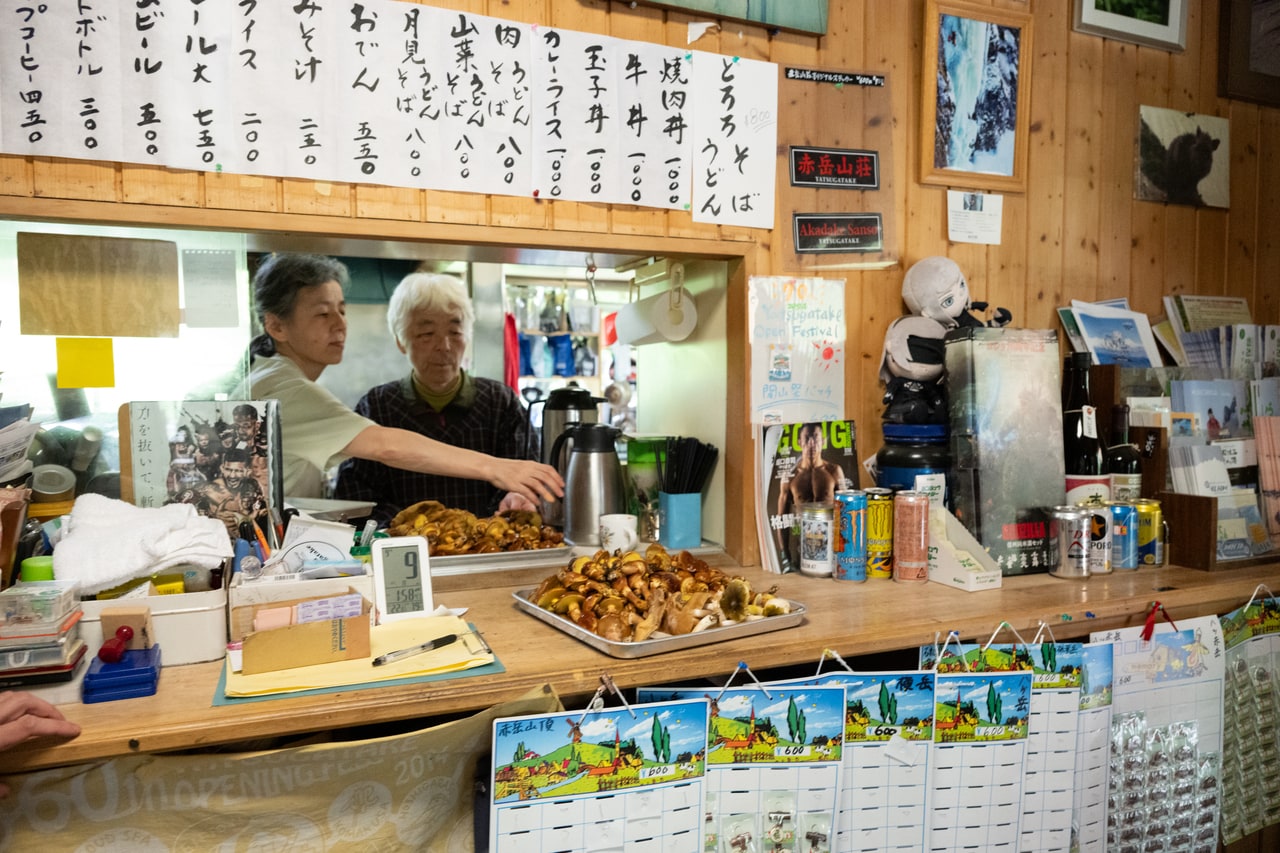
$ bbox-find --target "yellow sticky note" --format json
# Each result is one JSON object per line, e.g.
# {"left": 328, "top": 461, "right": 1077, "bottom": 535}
{"left": 55, "top": 337, "right": 115, "bottom": 388}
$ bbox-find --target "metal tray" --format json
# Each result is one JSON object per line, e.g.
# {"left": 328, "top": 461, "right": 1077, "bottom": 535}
{"left": 512, "top": 588, "right": 806, "bottom": 659}
{"left": 430, "top": 546, "right": 571, "bottom": 575}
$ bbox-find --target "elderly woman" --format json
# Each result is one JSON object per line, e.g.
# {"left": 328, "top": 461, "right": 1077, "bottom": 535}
{"left": 334, "top": 272, "right": 539, "bottom": 522}
{"left": 244, "top": 254, "right": 561, "bottom": 508}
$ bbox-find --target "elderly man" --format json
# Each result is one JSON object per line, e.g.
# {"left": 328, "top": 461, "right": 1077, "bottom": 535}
{"left": 334, "top": 273, "right": 535, "bottom": 523}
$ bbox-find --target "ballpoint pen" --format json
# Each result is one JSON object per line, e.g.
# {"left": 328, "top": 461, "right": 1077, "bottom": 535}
{"left": 372, "top": 634, "right": 458, "bottom": 667}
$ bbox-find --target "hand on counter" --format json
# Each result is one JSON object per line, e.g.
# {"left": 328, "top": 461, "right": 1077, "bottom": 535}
{"left": 488, "top": 459, "right": 564, "bottom": 506}
{"left": 0, "top": 692, "right": 81, "bottom": 796}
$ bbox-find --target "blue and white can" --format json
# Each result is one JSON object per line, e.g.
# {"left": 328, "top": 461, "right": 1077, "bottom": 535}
{"left": 834, "top": 489, "right": 867, "bottom": 582}
{"left": 1109, "top": 501, "right": 1139, "bottom": 570}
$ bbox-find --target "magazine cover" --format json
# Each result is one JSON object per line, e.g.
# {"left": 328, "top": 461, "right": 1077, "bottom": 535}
{"left": 758, "top": 420, "right": 859, "bottom": 573}
{"left": 121, "top": 400, "right": 282, "bottom": 544}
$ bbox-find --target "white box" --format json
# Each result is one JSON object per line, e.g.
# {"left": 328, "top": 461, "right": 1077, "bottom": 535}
{"left": 80, "top": 587, "right": 228, "bottom": 667}
{"left": 928, "top": 505, "right": 1003, "bottom": 592}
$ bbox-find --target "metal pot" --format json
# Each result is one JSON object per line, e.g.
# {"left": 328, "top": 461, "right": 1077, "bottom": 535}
{"left": 528, "top": 383, "right": 604, "bottom": 526}
{"left": 548, "top": 423, "right": 625, "bottom": 546}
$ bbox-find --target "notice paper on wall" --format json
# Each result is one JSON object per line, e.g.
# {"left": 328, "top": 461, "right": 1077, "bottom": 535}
{"left": 748, "top": 275, "right": 847, "bottom": 425}
{"left": 636, "top": 684, "right": 847, "bottom": 851}
{"left": 489, "top": 698, "right": 709, "bottom": 853}
{"left": 947, "top": 190, "right": 1004, "bottom": 245}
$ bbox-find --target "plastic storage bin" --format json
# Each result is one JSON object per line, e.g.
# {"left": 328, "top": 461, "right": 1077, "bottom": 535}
{"left": 79, "top": 587, "right": 227, "bottom": 667}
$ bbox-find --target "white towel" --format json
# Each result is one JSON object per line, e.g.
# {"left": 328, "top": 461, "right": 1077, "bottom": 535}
{"left": 52, "top": 494, "right": 234, "bottom": 595}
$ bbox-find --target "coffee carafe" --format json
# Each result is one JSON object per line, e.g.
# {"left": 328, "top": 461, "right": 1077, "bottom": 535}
{"left": 528, "top": 383, "right": 604, "bottom": 526}
{"left": 549, "top": 423, "right": 625, "bottom": 546}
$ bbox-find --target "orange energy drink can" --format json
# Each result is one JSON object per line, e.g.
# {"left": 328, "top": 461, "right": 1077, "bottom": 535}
{"left": 1135, "top": 498, "right": 1165, "bottom": 566}
{"left": 865, "top": 488, "right": 894, "bottom": 579}
{"left": 892, "top": 491, "right": 930, "bottom": 583}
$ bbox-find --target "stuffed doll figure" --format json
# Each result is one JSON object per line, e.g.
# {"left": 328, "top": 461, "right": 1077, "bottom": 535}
{"left": 901, "top": 256, "right": 1012, "bottom": 330}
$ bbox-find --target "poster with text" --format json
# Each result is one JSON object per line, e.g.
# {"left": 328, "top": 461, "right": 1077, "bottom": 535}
{"left": 748, "top": 276, "right": 846, "bottom": 424}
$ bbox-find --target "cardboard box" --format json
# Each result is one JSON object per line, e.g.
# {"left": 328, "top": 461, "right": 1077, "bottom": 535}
{"left": 81, "top": 587, "right": 227, "bottom": 666}
{"left": 945, "top": 328, "right": 1065, "bottom": 575}
{"left": 233, "top": 587, "right": 372, "bottom": 675}
{"left": 228, "top": 572, "right": 374, "bottom": 636}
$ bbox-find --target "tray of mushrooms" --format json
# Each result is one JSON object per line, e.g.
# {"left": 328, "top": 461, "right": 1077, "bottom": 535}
{"left": 512, "top": 544, "right": 805, "bottom": 659}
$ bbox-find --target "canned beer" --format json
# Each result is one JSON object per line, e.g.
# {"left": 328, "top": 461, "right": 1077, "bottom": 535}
{"left": 865, "top": 488, "right": 894, "bottom": 579}
{"left": 833, "top": 490, "right": 868, "bottom": 582}
{"left": 799, "top": 502, "right": 835, "bottom": 577}
{"left": 892, "top": 491, "right": 930, "bottom": 583}
{"left": 1047, "top": 505, "right": 1090, "bottom": 579}
{"left": 1135, "top": 498, "right": 1165, "bottom": 566}
{"left": 1078, "top": 498, "right": 1112, "bottom": 575}
{"left": 1109, "top": 501, "right": 1139, "bottom": 570}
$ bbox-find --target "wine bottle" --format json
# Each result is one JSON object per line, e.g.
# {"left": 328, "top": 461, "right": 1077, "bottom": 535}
{"left": 1104, "top": 403, "right": 1142, "bottom": 502}
{"left": 1062, "top": 352, "right": 1109, "bottom": 505}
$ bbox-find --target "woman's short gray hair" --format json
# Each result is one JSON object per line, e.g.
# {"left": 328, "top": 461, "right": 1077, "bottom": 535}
{"left": 387, "top": 273, "right": 475, "bottom": 346}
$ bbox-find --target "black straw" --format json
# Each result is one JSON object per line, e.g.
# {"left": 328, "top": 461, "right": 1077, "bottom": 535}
{"left": 658, "top": 436, "right": 718, "bottom": 494}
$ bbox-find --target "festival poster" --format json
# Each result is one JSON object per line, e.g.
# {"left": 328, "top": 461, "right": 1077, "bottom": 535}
{"left": 747, "top": 276, "right": 846, "bottom": 425}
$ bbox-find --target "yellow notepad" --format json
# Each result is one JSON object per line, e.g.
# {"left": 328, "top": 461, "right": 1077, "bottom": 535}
{"left": 224, "top": 614, "right": 492, "bottom": 697}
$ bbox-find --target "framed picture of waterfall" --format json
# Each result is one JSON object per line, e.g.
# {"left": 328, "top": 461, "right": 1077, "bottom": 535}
{"left": 920, "top": 1, "right": 1033, "bottom": 194}
{"left": 1073, "top": 0, "right": 1189, "bottom": 53}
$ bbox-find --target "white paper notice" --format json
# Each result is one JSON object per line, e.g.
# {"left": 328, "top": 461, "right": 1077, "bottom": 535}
{"left": 947, "top": 190, "right": 1003, "bottom": 244}
{"left": 691, "top": 52, "right": 777, "bottom": 229}
{"left": 747, "top": 275, "right": 847, "bottom": 425}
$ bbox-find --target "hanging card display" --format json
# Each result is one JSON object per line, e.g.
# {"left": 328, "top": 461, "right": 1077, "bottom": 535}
{"left": 776, "top": 669, "right": 936, "bottom": 853}
{"left": 636, "top": 684, "right": 846, "bottom": 853}
{"left": 922, "top": 639, "right": 1083, "bottom": 853}
{"left": 489, "top": 698, "right": 709, "bottom": 853}
{"left": 929, "top": 669, "right": 1034, "bottom": 853}
{"left": 1072, "top": 641, "right": 1116, "bottom": 853}
{"left": 1091, "top": 612, "right": 1226, "bottom": 853}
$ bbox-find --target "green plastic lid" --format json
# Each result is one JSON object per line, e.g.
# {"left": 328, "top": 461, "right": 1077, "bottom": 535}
{"left": 19, "top": 555, "right": 54, "bottom": 582}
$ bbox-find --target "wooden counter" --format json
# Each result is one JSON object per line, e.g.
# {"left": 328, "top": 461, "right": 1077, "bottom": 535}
{"left": 6, "top": 557, "right": 1280, "bottom": 774}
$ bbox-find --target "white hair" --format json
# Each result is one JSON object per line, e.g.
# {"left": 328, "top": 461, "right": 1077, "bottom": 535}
{"left": 386, "top": 272, "right": 475, "bottom": 346}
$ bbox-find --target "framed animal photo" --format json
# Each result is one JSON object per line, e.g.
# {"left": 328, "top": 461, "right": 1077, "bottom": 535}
{"left": 1134, "top": 106, "right": 1229, "bottom": 209}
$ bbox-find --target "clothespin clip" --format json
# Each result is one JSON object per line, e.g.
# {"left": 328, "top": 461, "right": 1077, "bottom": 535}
{"left": 715, "top": 661, "right": 773, "bottom": 702}
{"left": 1141, "top": 601, "right": 1178, "bottom": 641}
{"left": 813, "top": 648, "right": 855, "bottom": 677}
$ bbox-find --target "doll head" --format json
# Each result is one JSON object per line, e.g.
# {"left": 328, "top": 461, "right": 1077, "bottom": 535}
{"left": 902, "top": 256, "right": 970, "bottom": 328}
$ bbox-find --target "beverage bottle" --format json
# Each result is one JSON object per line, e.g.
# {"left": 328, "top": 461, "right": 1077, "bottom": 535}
{"left": 1062, "top": 352, "right": 1109, "bottom": 505}
{"left": 1104, "top": 403, "right": 1142, "bottom": 501}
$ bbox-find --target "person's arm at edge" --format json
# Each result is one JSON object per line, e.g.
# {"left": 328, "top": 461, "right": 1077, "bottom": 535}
{"left": 343, "top": 425, "right": 563, "bottom": 506}
{"left": 0, "top": 692, "right": 80, "bottom": 796}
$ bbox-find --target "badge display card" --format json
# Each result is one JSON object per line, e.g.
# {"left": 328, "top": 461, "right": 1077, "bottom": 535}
{"left": 1218, "top": 596, "right": 1280, "bottom": 844}
{"left": 777, "top": 670, "right": 935, "bottom": 853}
{"left": 1072, "top": 641, "right": 1116, "bottom": 853}
{"left": 930, "top": 671, "right": 1034, "bottom": 853}
{"left": 637, "top": 685, "right": 846, "bottom": 853}
{"left": 489, "top": 699, "right": 709, "bottom": 853}
{"left": 1091, "top": 615, "right": 1226, "bottom": 852}
{"left": 921, "top": 642, "right": 1083, "bottom": 853}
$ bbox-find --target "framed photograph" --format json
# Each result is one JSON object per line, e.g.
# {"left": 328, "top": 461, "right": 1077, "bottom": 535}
{"left": 920, "top": 1, "right": 1033, "bottom": 194}
{"left": 1072, "top": 0, "right": 1188, "bottom": 52}
{"left": 1218, "top": 0, "right": 1280, "bottom": 107}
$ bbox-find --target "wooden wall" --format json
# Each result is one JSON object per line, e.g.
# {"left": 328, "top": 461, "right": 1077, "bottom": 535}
{"left": 0, "top": 0, "right": 1276, "bottom": 567}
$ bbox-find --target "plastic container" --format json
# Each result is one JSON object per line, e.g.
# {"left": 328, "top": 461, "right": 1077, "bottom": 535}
{"left": 0, "top": 622, "right": 83, "bottom": 671}
{"left": 876, "top": 423, "right": 951, "bottom": 505}
{"left": 0, "top": 580, "right": 80, "bottom": 629}
{"left": 79, "top": 587, "right": 227, "bottom": 667}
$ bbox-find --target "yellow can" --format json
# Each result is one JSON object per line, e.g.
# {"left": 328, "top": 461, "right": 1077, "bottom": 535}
{"left": 866, "top": 488, "right": 894, "bottom": 578}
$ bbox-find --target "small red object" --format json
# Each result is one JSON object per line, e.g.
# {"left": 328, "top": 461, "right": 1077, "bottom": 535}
{"left": 98, "top": 625, "right": 134, "bottom": 664}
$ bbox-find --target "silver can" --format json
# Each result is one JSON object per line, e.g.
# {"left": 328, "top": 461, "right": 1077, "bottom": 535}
{"left": 1078, "top": 499, "right": 1112, "bottom": 575}
{"left": 1048, "top": 506, "right": 1090, "bottom": 579}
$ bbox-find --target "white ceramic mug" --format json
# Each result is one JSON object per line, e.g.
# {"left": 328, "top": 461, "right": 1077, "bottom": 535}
{"left": 598, "top": 513, "right": 639, "bottom": 551}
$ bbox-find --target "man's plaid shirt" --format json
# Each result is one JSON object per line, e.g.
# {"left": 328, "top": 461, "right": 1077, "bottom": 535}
{"left": 334, "top": 371, "right": 534, "bottom": 523}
